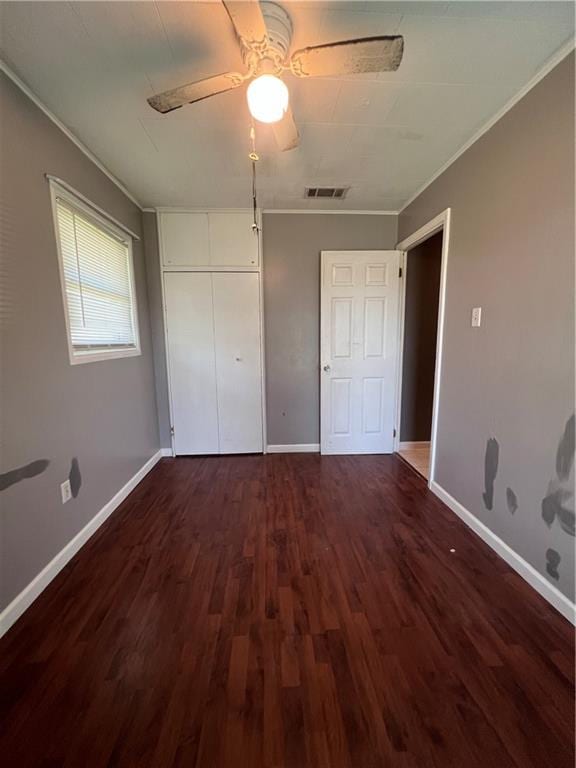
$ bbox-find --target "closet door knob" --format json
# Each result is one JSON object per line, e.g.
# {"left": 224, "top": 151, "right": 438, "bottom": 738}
{"left": 323, "top": 365, "right": 331, "bottom": 372}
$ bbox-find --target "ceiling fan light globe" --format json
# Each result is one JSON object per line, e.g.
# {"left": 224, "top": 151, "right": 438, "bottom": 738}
{"left": 247, "top": 75, "right": 289, "bottom": 124}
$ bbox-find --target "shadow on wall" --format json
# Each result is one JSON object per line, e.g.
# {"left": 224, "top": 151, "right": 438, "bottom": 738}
{"left": 0, "top": 457, "right": 82, "bottom": 498}
{"left": 482, "top": 437, "right": 499, "bottom": 511}
{"left": 0, "top": 459, "right": 50, "bottom": 491}
{"left": 69, "top": 457, "right": 82, "bottom": 498}
{"left": 542, "top": 414, "right": 575, "bottom": 537}
{"left": 482, "top": 414, "right": 575, "bottom": 582}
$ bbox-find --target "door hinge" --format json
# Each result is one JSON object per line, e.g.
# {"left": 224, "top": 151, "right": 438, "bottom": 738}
{"left": 398, "top": 267, "right": 403, "bottom": 278}
{"left": 393, "top": 428, "right": 397, "bottom": 438}
{"left": 170, "top": 426, "right": 175, "bottom": 436}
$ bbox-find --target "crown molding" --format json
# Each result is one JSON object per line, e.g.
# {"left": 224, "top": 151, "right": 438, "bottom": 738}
{"left": 0, "top": 58, "right": 143, "bottom": 210}
{"left": 153, "top": 206, "right": 257, "bottom": 213}
{"left": 145, "top": 207, "right": 399, "bottom": 217}
{"left": 398, "top": 38, "right": 575, "bottom": 214}
{"left": 262, "top": 209, "right": 399, "bottom": 215}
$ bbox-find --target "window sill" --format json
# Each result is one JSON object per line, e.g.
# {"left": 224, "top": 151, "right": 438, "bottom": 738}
{"left": 69, "top": 347, "right": 141, "bottom": 365}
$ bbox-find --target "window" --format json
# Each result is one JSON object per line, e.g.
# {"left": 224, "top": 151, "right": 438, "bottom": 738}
{"left": 51, "top": 183, "right": 140, "bottom": 364}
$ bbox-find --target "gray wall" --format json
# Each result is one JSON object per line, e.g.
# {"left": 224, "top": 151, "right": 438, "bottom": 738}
{"left": 400, "top": 231, "right": 442, "bottom": 442}
{"left": 399, "top": 53, "right": 575, "bottom": 601}
{"left": 0, "top": 73, "right": 159, "bottom": 611}
{"left": 263, "top": 213, "right": 398, "bottom": 446}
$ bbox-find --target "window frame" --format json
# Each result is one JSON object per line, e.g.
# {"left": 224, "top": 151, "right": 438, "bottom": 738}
{"left": 49, "top": 180, "right": 141, "bottom": 365}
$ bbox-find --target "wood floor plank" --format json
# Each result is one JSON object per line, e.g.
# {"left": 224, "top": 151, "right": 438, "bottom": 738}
{"left": 0, "top": 454, "right": 573, "bottom": 767}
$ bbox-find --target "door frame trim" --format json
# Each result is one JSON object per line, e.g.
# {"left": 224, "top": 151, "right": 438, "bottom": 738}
{"left": 395, "top": 208, "right": 451, "bottom": 488}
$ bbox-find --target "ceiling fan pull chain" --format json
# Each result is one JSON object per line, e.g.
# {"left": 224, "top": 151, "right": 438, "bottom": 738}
{"left": 249, "top": 124, "right": 259, "bottom": 162}
{"left": 249, "top": 124, "right": 260, "bottom": 235}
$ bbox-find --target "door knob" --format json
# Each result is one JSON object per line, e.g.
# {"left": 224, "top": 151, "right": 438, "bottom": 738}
{"left": 323, "top": 365, "right": 331, "bottom": 372}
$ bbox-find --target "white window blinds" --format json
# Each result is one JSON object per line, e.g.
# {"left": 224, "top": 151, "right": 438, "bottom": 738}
{"left": 54, "top": 196, "right": 138, "bottom": 356}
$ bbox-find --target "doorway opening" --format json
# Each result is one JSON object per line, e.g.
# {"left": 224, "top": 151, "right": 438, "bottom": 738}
{"left": 395, "top": 209, "right": 451, "bottom": 485}
{"left": 398, "top": 232, "right": 442, "bottom": 478}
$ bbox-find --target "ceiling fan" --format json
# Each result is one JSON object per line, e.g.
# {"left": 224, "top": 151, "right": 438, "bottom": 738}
{"left": 147, "top": 0, "right": 404, "bottom": 152}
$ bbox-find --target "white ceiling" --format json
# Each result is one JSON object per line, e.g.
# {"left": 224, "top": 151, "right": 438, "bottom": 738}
{"left": 1, "top": 1, "right": 574, "bottom": 210}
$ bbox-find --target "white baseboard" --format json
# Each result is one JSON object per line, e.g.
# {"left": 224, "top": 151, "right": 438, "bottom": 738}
{"left": 267, "top": 444, "right": 320, "bottom": 454}
{"left": 0, "top": 450, "right": 163, "bottom": 638}
{"left": 161, "top": 448, "right": 173, "bottom": 457}
{"left": 399, "top": 441, "right": 430, "bottom": 450}
{"left": 430, "top": 480, "right": 575, "bottom": 625}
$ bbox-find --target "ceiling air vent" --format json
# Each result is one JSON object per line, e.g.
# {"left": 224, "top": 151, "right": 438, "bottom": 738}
{"left": 305, "top": 186, "right": 349, "bottom": 200}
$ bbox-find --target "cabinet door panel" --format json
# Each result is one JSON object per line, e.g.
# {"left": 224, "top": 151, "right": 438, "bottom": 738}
{"left": 208, "top": 213, "right": 259, "bottom": 267}
{"left": 160, "top": 213, "right": 209, "bottom": 266}
{"left": 164, "top": 273, "right": 219, "bottom": 454}
{"left": 212, "top": 273, "right": 263, "bottom": 453}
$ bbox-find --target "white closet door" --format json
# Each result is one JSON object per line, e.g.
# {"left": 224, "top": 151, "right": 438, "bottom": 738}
{"left": 160, "top": 213, "right": 210, "bottom": 266}
{"left": 208, "top": 213, "right": 259, "bottom": 267}
{"left": 212, "top": 273, "right": 263, "bottom": 453}
{"left": 164, "top": 273, "right": 219, "bottom": 455}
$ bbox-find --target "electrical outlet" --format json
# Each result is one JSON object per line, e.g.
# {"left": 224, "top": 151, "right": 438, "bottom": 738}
{"left": 471, "top": 307, "right": 482, "bottom": 327}
{"left": 60, "top": 479, "right": 72, "bottom": 504}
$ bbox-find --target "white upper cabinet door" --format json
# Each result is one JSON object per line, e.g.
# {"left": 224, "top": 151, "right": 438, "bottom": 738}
{"left": 212, "top": 273, "right": 263, "bottom": 453}
{"left": 320, "top": 251, "right": 401, "bottom": 455}
{"left": 160, "top": 212, "right": 210, "bottom": 266}
{"left": 208, "top": 213, "right": 259, "bottom": 267}
{"left": 164, "top": 273, "right": 219, "bottom": 455}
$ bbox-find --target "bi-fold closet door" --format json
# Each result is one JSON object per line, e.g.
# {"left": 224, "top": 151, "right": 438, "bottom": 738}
{"left": 164, "top": 271, "right": 263, "bottom": 455}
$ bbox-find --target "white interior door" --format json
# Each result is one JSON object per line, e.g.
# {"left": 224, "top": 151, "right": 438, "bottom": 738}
{"left": 164, "top": 272, "right": 219, "bottom": 455}
{"left": 320, "top": 251, "right": 401, "bottom": 454}
{"left": 212, "top": 273, "right": 263, "bottom": 453}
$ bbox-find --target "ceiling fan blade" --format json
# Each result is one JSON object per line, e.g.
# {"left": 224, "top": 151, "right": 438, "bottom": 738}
{"left": 290, "top": 35, "right": 404, "bottom": 78}
{"left": 147, "top": 72, "right": 244, "bottom": 113}
{"left": 222, "top": 0, "right": 268, "bottom": 48}
{"left": 273, "top": 105, "right": 299, "bottom": 152}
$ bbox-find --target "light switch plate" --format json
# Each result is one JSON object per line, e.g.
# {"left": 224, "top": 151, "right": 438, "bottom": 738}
{"left": 471, "top": 307, "right": 482, "bottom": 327}
{"left": 60, "top": 479, "right": 72, "bottom": 504}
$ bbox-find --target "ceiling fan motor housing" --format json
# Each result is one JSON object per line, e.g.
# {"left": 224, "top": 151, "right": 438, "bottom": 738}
{"left": 260, "top": 2, "right": 293, "bottom": 61}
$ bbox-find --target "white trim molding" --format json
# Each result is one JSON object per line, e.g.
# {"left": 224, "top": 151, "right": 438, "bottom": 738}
{"left": 0, "top": 58, "right": 143, "bottom": 210}
{"left": 0, "top": 450, "right": 163, "bottom": 638}
{"left": 395, "top": 208, "right": 451, "bottom": 489}
{"left": 399, "top": 39, "right": 575, "bottom": 213}
{"left": 431, "top": 481, "right": 576, "bottom": 625}
{"left": 267, "top": 444, "right": 320, "bottom": 453}
{"left": 154, "top": 206, "right": 257, "bottom": 214}
{"left": 161, "top": 448, "right": 174, "bottom": 457}
{"left": 46, "top": 175, "right": 140, "bottom": 241}
{"left": 396, "top": 210, "right": 450, "bottom": 252}
{"left": 263, "top": 209, "right": 398, "bottom": 215}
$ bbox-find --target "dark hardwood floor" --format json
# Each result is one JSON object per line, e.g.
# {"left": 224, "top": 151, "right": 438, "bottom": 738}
{"left": 0, "top": 454, "right": 573, "bottom": 768}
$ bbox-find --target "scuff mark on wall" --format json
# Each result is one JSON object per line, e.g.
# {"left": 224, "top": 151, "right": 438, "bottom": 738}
{"left": 556, "top": 414, "right": 575, "bottom": 481}
{"left": 545, "top": 548, "right": 561, "bottom": 580}
{"left": 68, "top": 457, "right": 82, "bottom": 498}
{"left": 542, "top": 486, "right": 575, "bottom": 536}
{"left": 482, "top": 437, "right": 499, "bottom": 511}
{"left": 541, "top": 414, "right": 575, "bottom": 537}
{"left": 0, "top": 459, "right": 50, "bottom": 492}
{"left": 506, "top": 487, "right": 518, "bottom": 515}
